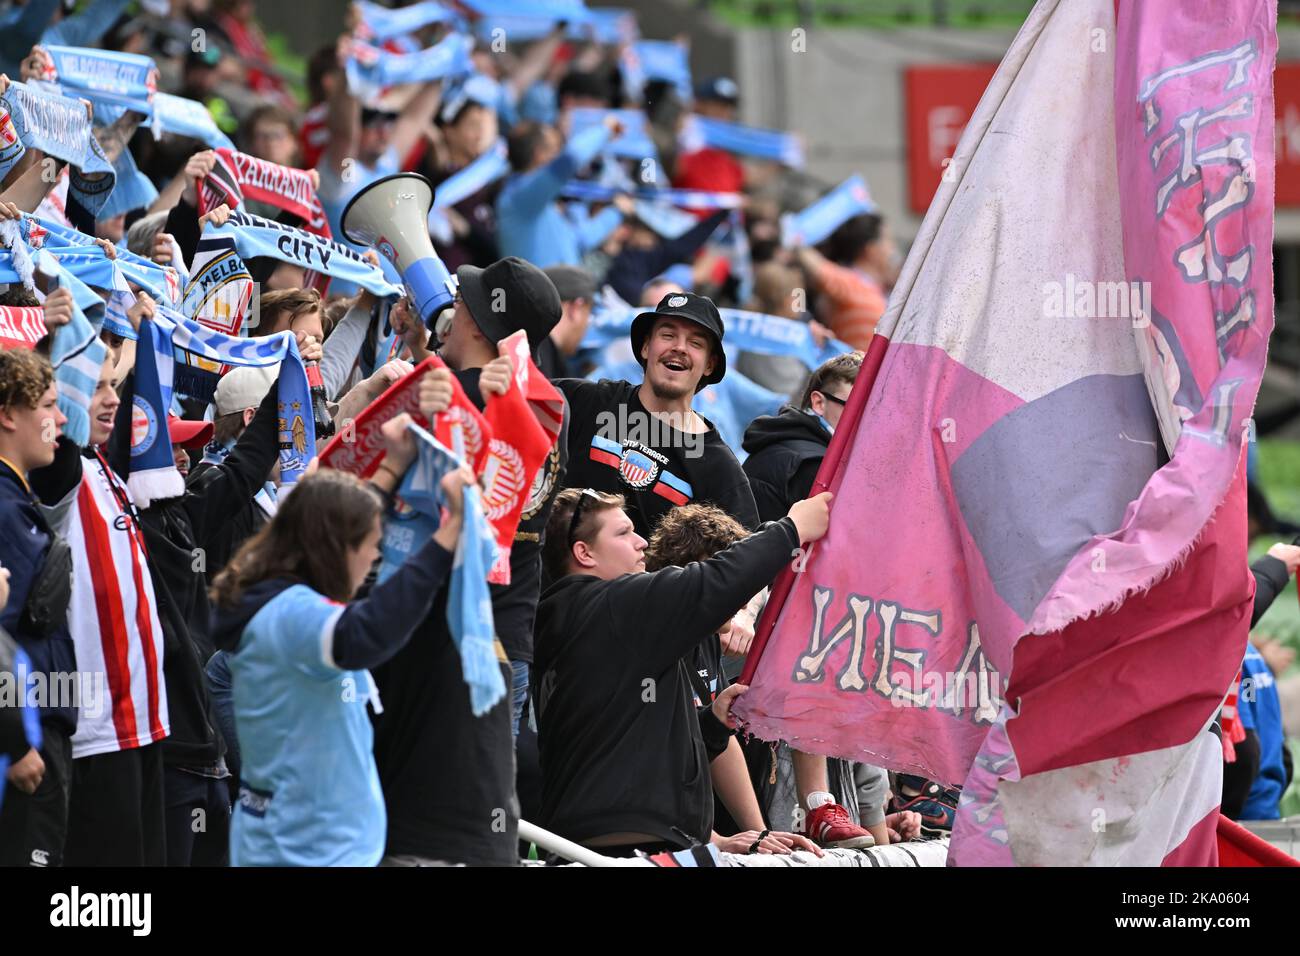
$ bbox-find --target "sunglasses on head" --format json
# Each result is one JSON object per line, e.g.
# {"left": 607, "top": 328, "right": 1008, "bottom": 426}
{"left": 567, "top": 488, "right": 602, "bottom": 546}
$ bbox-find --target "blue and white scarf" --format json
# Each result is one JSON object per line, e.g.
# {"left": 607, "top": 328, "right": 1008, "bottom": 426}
{"left": 21, "top": 247, "right": 109, "bottom": 447}
{"left": 151, "top": 92, "right": 233, "bottom": 150}
{"left": 128, "top": 305, "right": 315, "bottom": 506}
{"left": 620, "top": 40, "right": 691, "bottom": 100}
{"left": 575, "top": 8, "right": 638, "bottom": 44}
{"left": 346, "top": 34, "right": 474, "bottom": 104}
{"left": 377, "top": 422, "right": 504, "bottom": 716}
{"left": 99, "top": 147, "right": 158, "bottom": 220}
{"left": 462, "top": 0, "right": 589, "bottom": 36}
{"left": 432, "top": 139, "right": 509, "bottom": 210}
{"left": 559, "top": 181, "right": 744, "bottom": 210}
{"left": 355, "top": 0, "right": 458, "bottom": 41}
{"left": 41, "top": 46, "right": 157, "bottom": 128}
{"left": 679, "top": 115, "right": 804, "bottom": 168}
{"left": 781, "top": 174, "right": 876, "bottom": 247}
{"left": 206, "top": 211, "right": 404, "bottom": 299}
{"left": 567, "top": 108, "right": 659, "bottom": 162}
{"left": 582, "top": 304, "right": 851, "bottom": 369}
{"left": 0, "top": 81, "right": 116, "bottom": 207}
{"left": 25, "top": 215, "right": 178, "bottom": 304}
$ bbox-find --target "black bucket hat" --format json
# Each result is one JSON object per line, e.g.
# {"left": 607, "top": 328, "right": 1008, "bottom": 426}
{"left": 455, "top": 257, "right": 562, "bottom": 353}
{"left": 630, "top": 291, "right": 726, "bottom": 390}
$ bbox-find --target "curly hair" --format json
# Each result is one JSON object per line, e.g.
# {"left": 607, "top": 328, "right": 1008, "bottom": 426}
{"left": 0, "top": 349, "right": 55, "bottom": 411}
{"left": 644, "top": 503, "right": 748, "bottom": 571}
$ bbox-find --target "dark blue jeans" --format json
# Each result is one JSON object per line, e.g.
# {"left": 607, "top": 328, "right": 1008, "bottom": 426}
{"left": 510, "top": 660, "right": 529, "bottom": 738}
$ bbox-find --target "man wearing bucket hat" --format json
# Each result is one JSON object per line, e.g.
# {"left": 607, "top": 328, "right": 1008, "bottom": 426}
{"left": 553, "top": 290, "right": 758, "bottom": 540}
{"left": 370, "top": 256, "right": 571, "bottom": 865}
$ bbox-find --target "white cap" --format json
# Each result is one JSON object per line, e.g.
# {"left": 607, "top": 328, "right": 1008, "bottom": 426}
{"left": 214, "top": 365, "right": 278, "bottom": 417}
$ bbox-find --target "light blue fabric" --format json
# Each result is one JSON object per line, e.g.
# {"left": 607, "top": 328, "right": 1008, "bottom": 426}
{"left": 229, "top": 584, "right": 387, "bottom": 867}
{"left": 355, "top": 0, "right": 457, "bottom": 41}
{"left": 496, "top": 123, "right": 619, "bottom": 267}
{"left": 42, "top": 46, "right": 157, "bottom": 124}
{"left": 1, "top": 81, "right": 115, "bottom": 188}
{"left": 567, "top": 108, "right": 658, "bottom": 162}
{"left": 345, "top": 34, "right": 473, "bottom": 104}
{"left": 42, "top": 0, "right": 131, "bottom": 48}
{"left": 207, "top": 210, "right": 404, "bottom": 300}
{"left": 151, "top": 93, "right": 234, "bottom": 150}
{"left": 680, "top": 115, "right": 804, "bottom": 168}
{"left": 782, "top": 175, "right": 877, "bottom": 247}
{"left": 379, "top": 423, "right": 504, "bottom": 716}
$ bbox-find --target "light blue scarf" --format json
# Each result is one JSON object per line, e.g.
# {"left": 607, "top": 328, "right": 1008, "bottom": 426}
{"left": 781, "top": 175, "right": 877, "bottom": 247}
{"left": 205, "top": 211, "right": 403, "bottom": 299}
{"left": 680, "top": 115, "right": 804, "bottom": 168}
{"left": 378, "top": 422, "right": 504, "bottom": 716}
{"left": 346, "top": 34, "right": 474, "bottom": 104}
{"left": 132, "top": 305, "right": 316, "bottom": 499}
{"left": 355, "top": 0, "right": 457, "bottom": 41}
{"left": 151, "top": 93, "right": 233, "bottom": 150}
{"left": 42, "top": 46, "right": 157, "bottom": 126}
{"left": 1, "top": 81, "right": 116, "bottom": 212}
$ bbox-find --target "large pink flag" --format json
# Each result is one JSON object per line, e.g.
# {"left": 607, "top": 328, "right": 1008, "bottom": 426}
{"left": 736, "top": 0, "right": 1276, "bottom": 865}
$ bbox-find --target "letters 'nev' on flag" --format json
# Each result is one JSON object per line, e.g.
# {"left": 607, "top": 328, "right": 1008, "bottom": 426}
{"left": 735, "top": 0, "right": 1276, "bottom": 867}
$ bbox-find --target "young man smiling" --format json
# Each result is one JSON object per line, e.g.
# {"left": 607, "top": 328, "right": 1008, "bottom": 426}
{"left": 555, "top": 292, "right": 759, "bottom": 539}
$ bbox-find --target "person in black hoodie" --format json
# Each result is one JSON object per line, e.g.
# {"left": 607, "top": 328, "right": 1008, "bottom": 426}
{"left": 742, "top": 351, "right": 862, "bottom": 523}
{"left": 370, "top": 256, "right": 568, "bottom": 866}
{"left": 532, "top": 485, "right": 832, "bottom": 857}
{"left": 104, "top": 296, "right": 322, "bottom": 866}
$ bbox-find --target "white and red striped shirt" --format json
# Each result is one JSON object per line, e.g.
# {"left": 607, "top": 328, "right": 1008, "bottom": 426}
{"left": 65, "top": 453, "right": 169, "bottom": 759}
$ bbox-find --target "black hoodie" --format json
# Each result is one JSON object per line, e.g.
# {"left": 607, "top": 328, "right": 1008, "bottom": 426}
{"left": 741, "top": 406, "right": 831, "bottom": 523}
{"left": 532, "top": 516, "right": 800, "bottom": 848}
{"left": 107, "top": 373, "right": 283, "bottom": 770}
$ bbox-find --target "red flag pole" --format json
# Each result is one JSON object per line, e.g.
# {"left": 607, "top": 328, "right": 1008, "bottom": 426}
{"left": 739, "top": 332, "right": 890, "bottom": 685}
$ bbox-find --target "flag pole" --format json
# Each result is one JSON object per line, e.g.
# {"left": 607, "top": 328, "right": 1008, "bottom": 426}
{"left": 738, "top": 330, "right": 889, "bottom": 685}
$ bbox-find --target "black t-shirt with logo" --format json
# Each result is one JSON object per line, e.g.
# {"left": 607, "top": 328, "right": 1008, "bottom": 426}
{"left": 554, "top": 378, "right": 759, "bottom": 538}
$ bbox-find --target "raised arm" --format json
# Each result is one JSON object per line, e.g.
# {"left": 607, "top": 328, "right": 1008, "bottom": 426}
{"left": 391, "top": 81, "right": 443, "bottom": 167}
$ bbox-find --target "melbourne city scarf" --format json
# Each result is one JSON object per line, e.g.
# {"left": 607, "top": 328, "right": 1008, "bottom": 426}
{"left": 127, "top": 306, "right": 315, "bottom": 505}
{"left": 204, "top": 211, "right": 403, "bottom": 299}
{"left": 378, "top": 421, "right": 504, "bottom": 716}
{"left": 679, "top": 115, "right": 804, "bottom": 168}
{"left": 40, "top": 46, "right": 158, "bottom": 127}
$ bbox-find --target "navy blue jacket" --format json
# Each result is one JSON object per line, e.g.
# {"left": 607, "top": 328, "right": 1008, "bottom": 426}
{"left": 0, "top": 460, "right": 76, "bottom": 735}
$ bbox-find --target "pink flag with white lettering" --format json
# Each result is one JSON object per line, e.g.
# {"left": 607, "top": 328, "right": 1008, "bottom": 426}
{"left": 736, "top": 0, "right": 1276, "bottom": 865}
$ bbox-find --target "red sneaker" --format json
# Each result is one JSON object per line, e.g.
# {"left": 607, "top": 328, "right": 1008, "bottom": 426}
{"left": 806, "top": 802, "right": 875, "bottom": 849}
